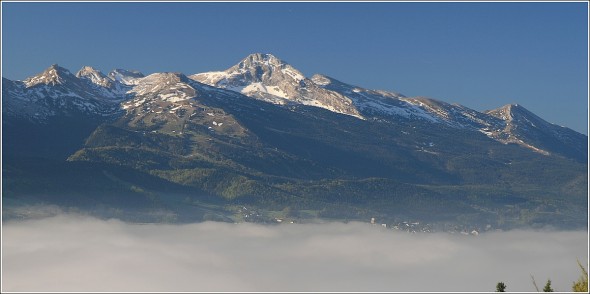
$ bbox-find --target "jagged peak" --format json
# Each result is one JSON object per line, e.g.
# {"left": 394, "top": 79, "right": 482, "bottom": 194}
{"left": 45, "top": 64, "right": 72, "bottom": 75}
{"left": 239, "top": 53, "right": 286, "bottom": 68}
{"left": 487, "top": 103, "right": 522, "bottom": 120}
{"left": 204, "top": 53, "right": 307, "bottom": 83}
{"left": 76, "top": 66, "right": 114, "bottom": 88}
{"left": 486, "top": 104, "right": 550, "bottom": 127}
{"left": 23, "top": 64, "right": 75, "bottom": 87}
{"left": 76, "top": 66, "right": 105, "bottom": 77}
{"left": 236, "top": 53, "right": 300, "bottom": 74}
{"left": 190, "top": 53, "right": 309, "bottom": 87}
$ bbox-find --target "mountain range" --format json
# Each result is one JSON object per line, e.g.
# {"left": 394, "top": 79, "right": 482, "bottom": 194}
{"left": 3, "top": 53, "right": 587, "bottom": 229}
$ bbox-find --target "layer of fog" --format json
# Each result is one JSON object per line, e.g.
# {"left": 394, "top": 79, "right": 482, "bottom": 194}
{"left": 2, "top": 214, "right": 587, "bottom": 292}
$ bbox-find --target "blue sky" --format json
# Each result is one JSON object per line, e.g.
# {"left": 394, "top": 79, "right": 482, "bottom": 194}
{"left": 2, "top": 2, "right": 588, "bottom": 134}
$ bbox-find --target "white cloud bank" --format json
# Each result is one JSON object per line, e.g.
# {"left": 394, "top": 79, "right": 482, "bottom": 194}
{"left": 2, "top": 214, "right": 587, "bottom": 292}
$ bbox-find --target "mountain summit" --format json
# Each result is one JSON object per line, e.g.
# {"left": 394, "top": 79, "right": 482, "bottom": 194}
{"left": 76, "top": 66, "right": 113, "bottom": 88}
{"left": 23, "top": 64, "right": 76, "bottom": 87}
{"left": 190, "top": 53, "right": 362, "bottom": 118}
{"left": 237, "top": 53, "right": 294, "bottom": 72}
{"left": 191, "top": 53, "right": 302, "bottom": 86}
{"left": 4, "top": 54, "right": 586, "bottom": 162}
{"left": 485, "top": 104, "right": 587, "bottom": 160}
{"left": 189, "top": 53, "right": 588, "bottom": 160}
{"left": 2, "top": 55, "right": 587, "bottom": 227}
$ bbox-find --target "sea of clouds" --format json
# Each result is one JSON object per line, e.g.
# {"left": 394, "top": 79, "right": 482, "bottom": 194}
{"left": 2, "top": 213, "right": 587, "bottom": 292}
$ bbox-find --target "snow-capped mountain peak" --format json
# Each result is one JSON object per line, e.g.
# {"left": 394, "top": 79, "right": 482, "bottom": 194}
{"left": 4, "top": 64, "right": 126, "bottom": 122}
{"left": 125, "top": 72, "right": 199, "bottom": 104}
{"left": 75, "top": 66, "right": 133, "bottom": 99}
{"left": 108, "top": 68, "right": 145, "bottom": 86}
{"left": 23, "top": 64, "right": 75, "bottom": 87}
{"left": 486, "top": 103, "right": 541, "bottom": 123}
{"left": 487, "top": 103, "right": 516, "bottom": 121}
{"left": 3, "top": 59, "right": 586, "bottom": 163}
{"left": 228, "top": 53, "right": 291, "bottom": 75}
{"left": 486, "top": 104, "right": 552, "bottom": 134}
{"left": 238, "top": 53, "right": 306, "bottom": 82}
{"left": 190, "top": 54, "right": 363, "bottom": 118}
{"left": 192, "top": 53, "right": 306, "bottom": 87}
{"left": 76, "top": 66, "right": 113, "bottom": 88}
{"left": 238, "top": 53, "right": 285, "bottom": 68}
{"left": 479, "top": 103, "right": 587, "bottom": 157}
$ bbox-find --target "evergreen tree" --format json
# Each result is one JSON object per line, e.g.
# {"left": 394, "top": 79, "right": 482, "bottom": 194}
{"left": 496, "top": 282, "right": 507, "bottom": 292}
{"left": 543, "top": 279, "right": 553, "bottom": 292}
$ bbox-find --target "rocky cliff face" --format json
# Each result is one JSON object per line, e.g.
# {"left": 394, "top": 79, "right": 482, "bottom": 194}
{"left": 190, "top": 53, "right": 362, "bottom": 118}
{"left": 2, "top": 53, "right": 587, "bottom": 227}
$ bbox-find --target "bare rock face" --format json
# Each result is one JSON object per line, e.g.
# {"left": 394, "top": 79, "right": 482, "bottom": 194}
{"left": 23, "top": 64, "right": 76, "bottom": 87}
{"left": 5, "top": 64, "right": 123, "bottom": 121}
{"left": 485, "top": 104, "right": 587, "bottom": 159}
{"left": 108, "top": 68, "right": 145, "bottom": 86}
{"left": 76, "top": 66, "right": 114, "bottom": 88}
{"left": 3, "top": 54, "right": 586, "bottom": 163}
{"left": 2, "top": 55, "right": 588, "bottom": 228}
{"left": 191, "top": 53, "right": 362, "bottom": 118}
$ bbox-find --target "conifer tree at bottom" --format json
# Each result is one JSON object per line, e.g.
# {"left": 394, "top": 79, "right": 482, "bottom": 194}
{"left": 543, "top": 279, "right": 553, "bottom": 292}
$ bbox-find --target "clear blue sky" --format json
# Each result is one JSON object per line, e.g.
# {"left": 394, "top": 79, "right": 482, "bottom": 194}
{"left": 2, "top": 2, "right": 588, "bottom": 134}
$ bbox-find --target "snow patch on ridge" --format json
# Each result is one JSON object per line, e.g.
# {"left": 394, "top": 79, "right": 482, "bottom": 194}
{"left": 230, "top": 82, "right": 289, "bottom": 99}
{"left": 281, "top": 68, "right": 305, "bottom": 82}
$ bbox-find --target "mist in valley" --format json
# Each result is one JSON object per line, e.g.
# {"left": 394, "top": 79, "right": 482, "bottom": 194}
{"left": 2, "top": 212, "right": 587, "bottom": 292}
